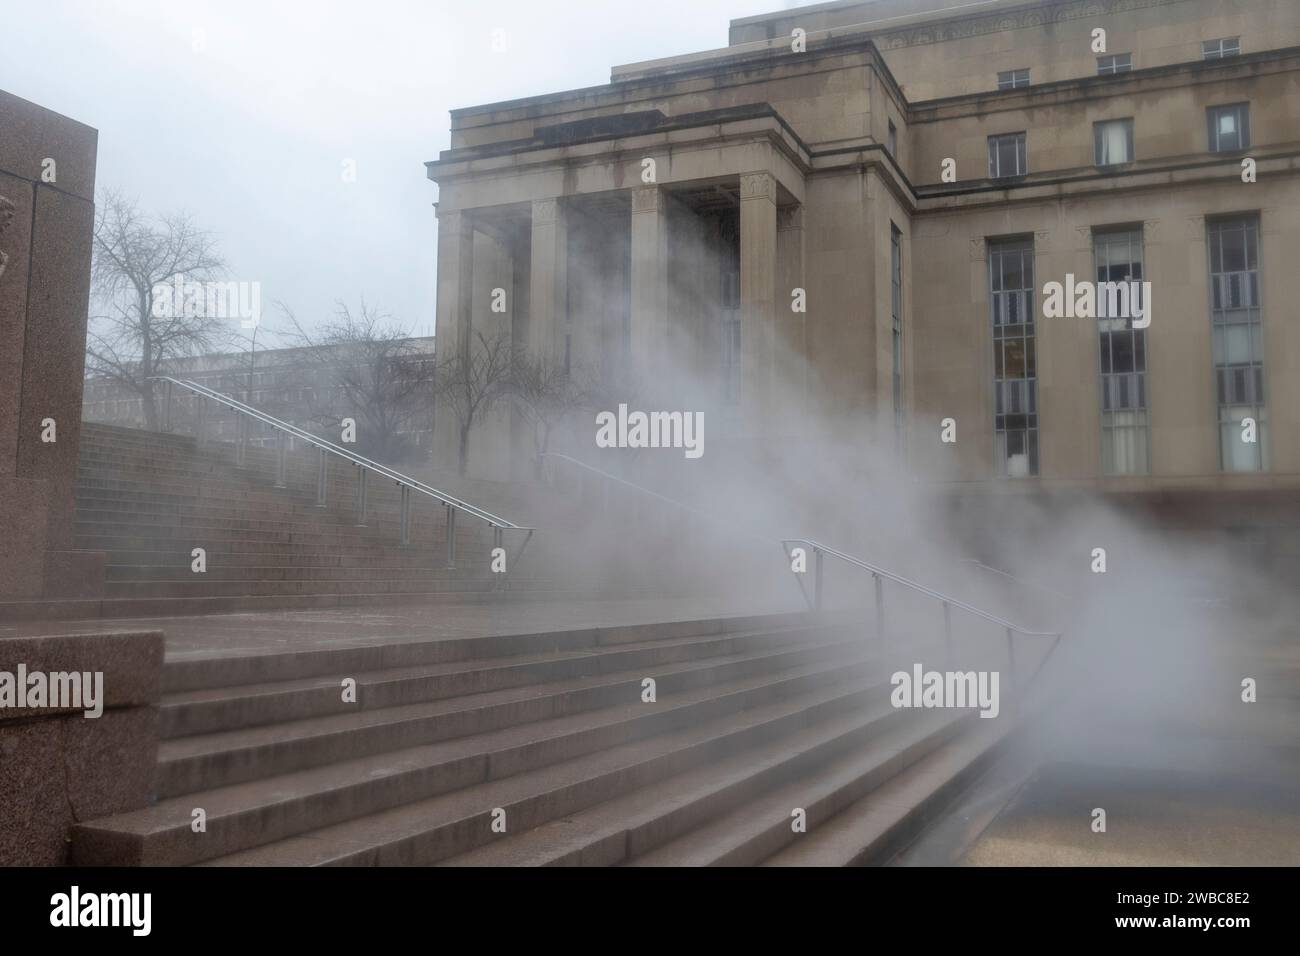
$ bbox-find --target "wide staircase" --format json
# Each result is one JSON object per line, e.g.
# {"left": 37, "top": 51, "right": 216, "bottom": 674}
{"left": 68, "top": 422, "right": 533, "bottom": 617}
{"left": 70, "top": 611, "right": 1012, "bottom": 866}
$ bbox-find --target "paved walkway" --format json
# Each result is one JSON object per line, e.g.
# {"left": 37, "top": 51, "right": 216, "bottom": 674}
{"left": 4, "top": 594, "right": 807, "bottom": 659}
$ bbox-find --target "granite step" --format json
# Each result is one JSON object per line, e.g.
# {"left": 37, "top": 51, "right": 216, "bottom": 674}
{"left": 627, "top": 708, "right": 973, "bottom": 865}
{"left": 761, "top": 720, "right": 1011, "bottom": 866}
{"left": 159, "top": 623, "right": 844, "bottom": 735}
{"left": 72, "top": 667, "right": 886, "bottom": 865}
{"left": 156, "top": 640, "right": 868, "bottom": 796}
{"left": 438, "top": 701, "right": 964, "bottom": 866}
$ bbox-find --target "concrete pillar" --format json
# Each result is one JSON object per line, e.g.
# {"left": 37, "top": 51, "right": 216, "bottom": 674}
{"left": 740, "top": 172, "right": 779, "bottom": 422}
{"left": 529, "top": 198, "right": 567, "bottom": 362}
{"left": 630, "top": 185, "right": 670, "bottom": 381}
{"left": 776, "top": 204, "right": 806, "bottom": 433}
{"left": 433, "top": 206, "right": 474, "bottom": 470}
{"left": 435, "top": 207, "right": 474, "bottom": 362}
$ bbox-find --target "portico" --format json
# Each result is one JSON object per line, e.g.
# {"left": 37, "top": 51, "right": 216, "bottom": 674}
{"left": 426, "top": 106, "right": 811, "bottom": 479}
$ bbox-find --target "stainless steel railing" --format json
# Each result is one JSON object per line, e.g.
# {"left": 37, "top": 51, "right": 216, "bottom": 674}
{"left": 152, "top": 376, "right": 533, "bottom": 580}
{"left": 540, "top": 451, "right": 1063, "bottom": 697}
{"left": 782, "top": 538, "right": 1064, "bottom": 699}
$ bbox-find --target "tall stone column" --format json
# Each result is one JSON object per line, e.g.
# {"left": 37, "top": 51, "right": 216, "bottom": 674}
{"left": 433, "top": 206, "right": 474, "bottom": 469}
{"left": 528, "top": 198, "right": 567, "bottom": 363}
{"left": 776, "top": 204, "right": 806, "bottom": 434}
{"left": 630, "top": 185, "right": 669, "bottom": 385}
{"left": 740, "top": 172, "right": 779, "bottom": 424}
{"left": 434, "top": 207, "right": 474, "bottom": 362}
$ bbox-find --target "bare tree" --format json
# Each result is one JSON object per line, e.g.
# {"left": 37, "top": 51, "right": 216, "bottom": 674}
{"left": 434, "top": 329, "right": 514, "bottom": 476}
{"left": 279, "top": 300, "right": 435, "bottom": 463}
{"left": 87, "top": 190, "right": 231, "bottom": 429}
{"left": 510, "top": 349, "right": 588, "bottom": 479}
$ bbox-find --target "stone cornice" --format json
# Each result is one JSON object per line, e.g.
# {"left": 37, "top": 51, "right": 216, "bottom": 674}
{"left": 428, "top": 105, "right": 813, "bottom": 182}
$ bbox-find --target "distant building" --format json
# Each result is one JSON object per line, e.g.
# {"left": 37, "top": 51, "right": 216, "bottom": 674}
{"left": 424, "top": 0, "right": 1300, "bottom": 561}
{"left": 83, "top": 337, "right": 436, "bottom": 462}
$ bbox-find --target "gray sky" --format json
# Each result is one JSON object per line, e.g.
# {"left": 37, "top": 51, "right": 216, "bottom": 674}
{"left": 2, "top": 0, "right": 799, "bottom": 344}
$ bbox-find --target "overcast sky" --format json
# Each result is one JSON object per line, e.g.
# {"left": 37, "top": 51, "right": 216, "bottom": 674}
{"left": 2, "top": 0, "right": 808, "bottom": 345}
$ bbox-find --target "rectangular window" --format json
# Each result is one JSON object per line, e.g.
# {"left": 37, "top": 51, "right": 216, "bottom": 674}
{"left": 1097, "top": 53, "right": 1132, "bottom": 75}
{"left": 1207, "top": 103, "right": 1251, "bottom": 152}
{"left": 887, "top": 119, "right": 897, "bottom": 157}
{"left": 997, "top": 68, "right": 1030, "bottom": 90}
{"left": 1094, "top": 228, "right": 1150, "bottom": 475}
{"left": 1207, "top": 216, "right": 1267, "bottom": 471}
{"left": 891, "top": 223, "right": 904, "bottom": 449}
{"left": 1094, "top": 119, "right": 1135, "bottom": 166}
{"left": 989, "top": 237, "right": 1038, "bottom": 477}
{"left": 1202, "top": 37, "right": 1240, "bottom": 59}
{"left": 988, "top": 132, "right": 1027, "bottom": 178}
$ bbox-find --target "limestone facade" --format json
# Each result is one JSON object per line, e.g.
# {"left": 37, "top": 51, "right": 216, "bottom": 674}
{"left": 426, "top": 0, "right": 1300, "bottom": 504}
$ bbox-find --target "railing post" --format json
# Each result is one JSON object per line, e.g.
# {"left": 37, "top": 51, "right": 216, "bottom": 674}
{"left": 316, "top": 449, "right": 328, "bottom": 507}
{"left": 236, "top": 415, "right": 247, "bottom": 467}
{"left": 445, "top": 505, "right": 457, "bottom": 569}
{"left": 275, "top": 431, "right": 288, "bottom": 488}
{"left": 874, "top": 572, "right": 885, "bottom": 650}
{"left": 399, "top": 485, "right": 411, "bottom": 546}
{"left": 491, "top": 527, "right": 503, "bottom": 591}
{"left": 814, "top": 548, "right": 824, "bottom": 612}
{"left": 943, "top": 601, "right": 953, "bottom": 667}
{"left": 162, "top": 379, "right": 173, "bottom": 432}
{"left": 354, "top": 467, "right": 368, "bottom": 526}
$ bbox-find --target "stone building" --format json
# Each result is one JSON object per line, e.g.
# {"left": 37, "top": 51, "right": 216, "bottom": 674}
{"left": 426, "top": 0, "right": 1299, "bottom": 558}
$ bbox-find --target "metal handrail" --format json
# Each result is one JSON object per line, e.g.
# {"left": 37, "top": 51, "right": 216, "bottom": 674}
{"left": 785, "top": 539, "right": 1060, "bottom": 639}
{"left": 539, "top": 451, "right": 1057, "bottom": 637}
{"left": 151, "top": 375, "right": 533, "bottom": 577}
{"left": 783, "top": 537, "right": 1064, "bottom": 705}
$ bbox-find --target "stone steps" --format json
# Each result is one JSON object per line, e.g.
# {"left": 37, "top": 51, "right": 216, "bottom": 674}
{"left": 443, "top": 704, "right": 968, "bottom": 866}
{"left": 70, "top": 612, "right": 1005, "bottom": 867}
{"left": 155, "top": 635, "right": 863, "bottom": 796}
{"left": 762, "top": 721, "right": 1010, "bottom": 866}
{"left": 0, "top": 587, "right": 556, "bottom": 623}
{"left": 73, "top": 536, "right": 481, "bottom": 558}
{"left": 104, "top": 564, "right": 468, "bottom": 582}
{"left": 71, "top": 650, "right": 881, "bottom": 864}
{"left": 62, "top": 423, "right": 543, "bottom": 612}
{"left": 103, "top": 577, "right": 488, "bottom": 599}
{"left": 192, "top": 677, "right": 891, "bottom": 866}
{"left": 159, "top": 622, "right": 839, "bottom": 735}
